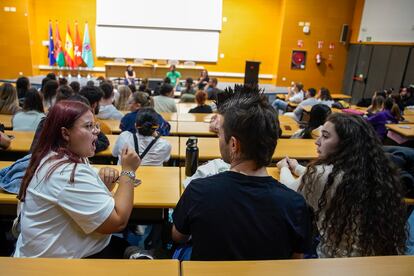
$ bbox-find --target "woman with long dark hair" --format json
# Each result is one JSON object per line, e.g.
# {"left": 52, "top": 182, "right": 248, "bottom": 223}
{"left": 291, "top": 104, "right": 331, "bottom": 139}
{"left": 15, "top": 100, "right": 140, "bottom": 258}
{"left": 278, "top": 113, "right": 406, "bottom": 257}
{"left": 12, "top": 88, "right": 45, "bottom": 131}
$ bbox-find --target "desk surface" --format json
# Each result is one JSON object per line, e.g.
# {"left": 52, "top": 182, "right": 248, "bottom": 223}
{"left": 101, "top": 119, "right": 178, "bottom": 135}
{"left": 0, "top": 162, "right": 180, "bottom": 208}
{"left": 402, "top": 114, "right": 414, "bottom": 124}
{"left": 386, "top": 124, "right": 414, "bottom": 138}
{"left": 3, "top": 131, "right": 34, "bottom": 152}
{"left": 182, "top": 256, "right": 414, "bottom": 276}
{"left": 0, "top": 257, "right": 179, "bottom": 276}
{"left": 179, "top": 138, "right": 317, "bottom": 161}
{"left": 0, "top": 114, "right": 12, "bottom": 129}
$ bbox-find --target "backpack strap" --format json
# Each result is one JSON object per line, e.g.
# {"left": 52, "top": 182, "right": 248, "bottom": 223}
{"left": 132, "top": 132, "right": 139, "bottom": 156}
{"left": 140, "top": 134, "right": 161, "bottom": 160}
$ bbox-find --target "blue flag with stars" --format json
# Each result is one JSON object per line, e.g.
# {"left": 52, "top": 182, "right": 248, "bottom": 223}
{"left": 48, "top": 21, "right": 56, "bottom": 66}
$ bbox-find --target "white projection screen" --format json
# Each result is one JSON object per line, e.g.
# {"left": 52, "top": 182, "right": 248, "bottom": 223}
{"left": 96, "top": 0, "right": 222, "bottom": 62}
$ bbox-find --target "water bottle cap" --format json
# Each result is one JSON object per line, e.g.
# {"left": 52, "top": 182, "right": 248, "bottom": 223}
{"left": 186, "top": 136, "right": 198, "bottom": 147}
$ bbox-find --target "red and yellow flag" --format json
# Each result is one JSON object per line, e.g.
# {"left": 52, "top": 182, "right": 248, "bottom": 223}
{"left": 74, "top": 22, "right": 83, "bottom": 67}
{"left": 64, "top": 23, "right": 75, "bottom": 68}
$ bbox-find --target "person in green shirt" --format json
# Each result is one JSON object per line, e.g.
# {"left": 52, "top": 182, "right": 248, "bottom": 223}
{"left": 166, "top": 65, "right": 181, "bottom": 88}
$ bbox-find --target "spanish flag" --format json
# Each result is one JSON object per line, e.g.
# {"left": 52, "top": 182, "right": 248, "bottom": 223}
{"left": 64, "top": 23, "right": 75, "bottom": 68}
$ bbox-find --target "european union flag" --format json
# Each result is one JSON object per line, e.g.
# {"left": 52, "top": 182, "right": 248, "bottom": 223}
{"left": 48, "top": 21, "right": 56, "bottom": 66}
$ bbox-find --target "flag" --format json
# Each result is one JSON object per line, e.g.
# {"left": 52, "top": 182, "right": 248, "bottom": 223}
{"left": 74, "top": 22, "right": 83, "bottom": 67}
{"left": 48, "top": 21, "right": 56, "bottom": 66}
{"left": 81, "top": 22, "right": 94, "bottom": 68}
{"left": 64, "top": 23, "right": 75, "bottom": 68}
{"left": 54, "top": 22, "right": 65, "bottom": 67}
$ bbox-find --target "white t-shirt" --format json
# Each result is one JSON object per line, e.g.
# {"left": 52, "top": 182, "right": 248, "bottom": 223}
{"left": 12, "top": 110, "right": 45, "bottom": 131}
{"left": 97, "top": 104, "right": 124, "bottom": 120}
{"left": 14, "top": 153, "right": 114, "bottom": 258}
{"left": 112, "top": 131, "right": 171, "bottom": 166}
{"left": 153, "top": 95, "right": 177, "bottom": 113}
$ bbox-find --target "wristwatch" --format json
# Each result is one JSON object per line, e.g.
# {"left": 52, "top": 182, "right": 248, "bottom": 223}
{"left": 120, "top": 171, "right": 141, "bottom": 187}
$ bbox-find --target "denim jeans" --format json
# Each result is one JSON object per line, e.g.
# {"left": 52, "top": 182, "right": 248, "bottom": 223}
{"left": 272, "top": 99, "right": 288, "bottom": 113}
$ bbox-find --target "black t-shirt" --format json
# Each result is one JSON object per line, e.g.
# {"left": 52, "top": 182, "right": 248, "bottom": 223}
{"left": 188, "top": 105, "right": 213, "bottom": 114}
{"left": 173, "top": 171, "right": 312, "bottom": 261}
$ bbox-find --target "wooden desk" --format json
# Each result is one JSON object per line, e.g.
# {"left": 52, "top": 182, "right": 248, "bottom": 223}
{"left": 105, "top": 62, "right": 204, "bottom": 79}
{"left": 0, "top": 114, "right": 12, "bottom": 129}
{"left": 182, "top": 256, "right": 414, "bottom": 276}
{"left": 0, "top": 162, "right": 180, "bottom": 208}
{"left": 331, "top": 93, "right": 352, "bottom": 100}
{"left": 405, "top": 109, "right": 414, "bottom": 115}
{"left": 160, "top": 112, "right": 179, "bottom": 122}
{"left": 101, "top": 119, "right": 178, "bottom": 135}
{"left": 176, "top": 122, "right": 216, "bottom": 137}
{"left": 177, "top": 113, "right": 215, "bottom": 123}
{"left": 2, "top": 131, "right": 34, "bottom": 152}
{"left": 96, "top": 135, "right": 180, "bottom": 159}
{"left": 402, "top": 114, "right": 414, "bottom": 124}
{"left": 0, "top": 257, "right": 179, "bottom": 276}
{"left": 179, "top": 138, "right": 317, "bottom": 161}
{"left": 386, "top": 124, "right": 414, "bottom": 138}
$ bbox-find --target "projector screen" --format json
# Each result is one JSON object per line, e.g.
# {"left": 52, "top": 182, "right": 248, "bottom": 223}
{"left": 96, "top": 0, "right": 223, "bottom": 61}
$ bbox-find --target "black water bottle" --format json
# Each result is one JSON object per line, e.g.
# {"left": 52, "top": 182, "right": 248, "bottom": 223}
{"left": 185, "top": 137, "right": 199, "bottom": 176}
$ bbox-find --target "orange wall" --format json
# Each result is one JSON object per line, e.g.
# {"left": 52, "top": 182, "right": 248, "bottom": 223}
{"left": 276, "top": 0, "right": 357, "bottom": 92}
{"left": 1, "top": 0, "right": 361, "bottom": 90}
{"left": 0, "top": 0, "right": 33, "bottom": 78}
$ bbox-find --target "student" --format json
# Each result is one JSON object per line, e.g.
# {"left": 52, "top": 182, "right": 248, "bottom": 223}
{"left": 204, "top": 78, "right": 222, "bottom": 101}
{"left": 12, "top": 88, "right": 46, "bottom": 131}
{"left": 367, "top": 97, "right": 399, "bottom": 140}
{"left": 120, "top": 92, "right": 170, "bottom": 136}
{"left": 401, "top": 86, "right": 414, "bottom": 108}
{"left": 173, "top": 90, "right": 312, "bottom": 261}
{"left": 0, "top": 83, "right": 21, "bottom": 114}
{"left": 367, "top": 93, "right": 385, "bottom": 116}
{"left": 42, "top": 79, "right": 59, "bottom": 109}
{"left": 115, "top": 85, "right": 132, "bottom": 111}
{"left": 291, "top": 104, "right": 331, "bottom": 139}
{"left": 317, "top": 87, "right": 334, "bottom": 107}
{"left": 272, "top": 82, "right": 304, "bottom": 114}
{"left": 285, "top": 88, "right": 319, "bottom": 122}
{"left": 189, "top": 90, "right": 213, "bottom": 113}
{"left": 97, "top": 82, "right": 124, "bottom": 120}
{"left": 69, "top": 81, "right": 81, "bottom": 94}
{"left": 16, "top": 76, "right": 30, "bottom": 100}
{"left": 125, "top": 65, "right": 136, "bottom": 85}
{"left": 197, "top": 69, "right": 209, "bottom": 90}
{"left": 113, "top": 107, "right": 171, "bottom": 166}
{"left": 180, "top": 78, "right": 196, "bottom": 102}
{"left": 153, "top": 84, "right": 177, "bottom": 113}
{"left": 278, "top": 113, "right": 406, "bottom": 257}
{"left": 166, "top": 65, "right": 181, "bottom": 88}
{"left": 14, "top": 100, "right": 141, "bottom": 258}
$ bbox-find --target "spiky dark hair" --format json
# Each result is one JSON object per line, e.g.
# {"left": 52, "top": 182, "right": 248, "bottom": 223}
{"left": 215, "top": 84, "right": 264, "bottom": 109}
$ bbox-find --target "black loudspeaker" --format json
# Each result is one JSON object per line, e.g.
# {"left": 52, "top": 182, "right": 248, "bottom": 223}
{"left": 340, "top": 24, "right": 349, "bottom": 43}
{"left": 244, "top": 61, "right": 260, "bottom": 86}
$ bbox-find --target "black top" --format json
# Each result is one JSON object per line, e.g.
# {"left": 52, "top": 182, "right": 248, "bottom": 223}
{"left": 126, "top": 69, "right": 134, "bottom": 77}
{"left": 189, "top": 105, "right": 213, "bottom": 114}
{"left": 173, "top": 171, "right": 312, "bottom": 261}
{"left": 198, "top": 77, "right": 209, "bottom": 90}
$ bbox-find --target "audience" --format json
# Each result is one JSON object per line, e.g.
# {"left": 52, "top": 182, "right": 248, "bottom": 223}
{"left": 0, "top": 83, "right": 21, "bottom": 114}
{"left": 12, "top": 88, "right": 45, "bottom": 131}
{"left": 204, "top": 77, "right": 222, "bottom": 101}
{"left": 272, "top": 82, "right": 304, "bottom": 114}
{"left": 197, "top": 69, "right": 209, "bottom": 90}
{"left": 317, "top": 87, "right": 334, "bottom": 107}
{"left": 291, "top": 104, "right": 331, "bottom": 139}
{"left": 278, "top": 113, "right": 406, "bottom": 257}
{"left": 189, "top": 90, "right": 213, "bottom": 113}
{"left": 153, "top": 84, "right": 177, "bottom": 113}
{"left": 367, "top": 97, "right": 399, "bottom": 140}
{"left": 285, "top": 88, "right": 319, "bottom": 122}
{"left": 180, "top": 78, "right": 196, "bottom": 102}
{"left": 69, "top": 81, "right": 81, "bottom": 94}
{"left": 16, "top": 76, "right": 30, "bottom": 100}
{"left": 113, "top": 107, "right": 171, "bottom": 166}
{"left": 42, "top": 79, "right": 59, "bottom": 109}
{"left": 173, "top": 89, "right": 312, "bottom": 261}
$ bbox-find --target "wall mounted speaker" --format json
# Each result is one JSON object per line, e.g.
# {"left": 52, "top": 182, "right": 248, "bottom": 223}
{"left": 340, "top": 24, "right": 349, "bottom": 44}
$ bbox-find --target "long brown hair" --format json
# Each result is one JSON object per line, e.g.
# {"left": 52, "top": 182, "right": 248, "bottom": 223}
{"left": 299, "top": 113, "right": 406, "bottom": 256}
{"left": 18, "top": 101, "right": 91, "bottom": 201}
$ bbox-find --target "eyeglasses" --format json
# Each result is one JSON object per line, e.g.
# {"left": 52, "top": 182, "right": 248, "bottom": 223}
{"left": 83, "top": 122, "right": 100, "bottom": 132}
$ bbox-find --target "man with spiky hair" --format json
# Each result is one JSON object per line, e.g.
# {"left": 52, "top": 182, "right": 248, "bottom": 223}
{"left": 172, "top": 86, "right": 312, "bottom": 261}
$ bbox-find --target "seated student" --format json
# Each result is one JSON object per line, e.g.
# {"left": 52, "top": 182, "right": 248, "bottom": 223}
{"left": 153, "top": 84, "right": 177, "bottom": 113}
{"left": 189, "top": 90, "right": 213, "bottom": 114}
{"left": 14, "top": 100, "right": 141, "bottom": 258}
{"left": 367, "top": 92, "right": 386, "bottom": 116}
{"left": 317, "top": 87, "right": 334, "bottom": 107}
{"left": 113, "top": 108, "right": 171, "bottom": 166}
{"left": 69, "top": 81, "right": 81, "bottom": 94}
{"left": 278, "top": 113, "right": 406, "bottom": 258}
{"left": 197, "top": 69, "right": 210, "bottom": 90}
{"left": 180, "top": 78, "right": 196, "bottom": 103}
{"left": 12, "top": 88, "right": 46, "bottom": 131}
{"left": 173, "top": 90, "right": 312, "bottom": 261}
{"left": 115, "top": 85, "right": 132, "bottom": 111}
{"left": 400, "top": 86, "right": 414, "bottom": 108}
{"left": 16, "top": 76, "right": 30, "bottom": 101}
{"left": 367, "top": 98, "right": 399, "bottom": 140}
{"left": 272, "top": 82, "right": 304, "bottom": 114}
{"left": 120, "top": 92, "right": 170, "bottom": 136}
{"left": 291, "top": 104, "right": 331, "bottom": 139}
{"left": 97, "top": 82, "right": 124, "bottom": 120}
{"left": 42, "top": 79, "right": 59, "bottom": 110}
{"left": 0, "top": 83, "right": 21, "bottom": 115}
{"left": 0, "top": 131, "right": 11, "bottom": 149}
{"left": 285, "top": 88, "right": 319, "bottom": 122}
{"left": 204, "top": 78, "right": 222, "bottom": 101}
